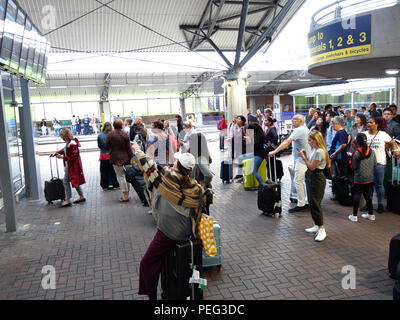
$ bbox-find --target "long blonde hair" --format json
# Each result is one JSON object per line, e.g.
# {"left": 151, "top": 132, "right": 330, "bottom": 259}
{"left": 309, "top": 130, "right": 331, "bottom": 169}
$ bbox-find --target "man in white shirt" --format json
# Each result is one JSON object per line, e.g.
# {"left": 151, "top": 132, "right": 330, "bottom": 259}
{"left": 270, "top": 114, "right": 311, "bottom": 212}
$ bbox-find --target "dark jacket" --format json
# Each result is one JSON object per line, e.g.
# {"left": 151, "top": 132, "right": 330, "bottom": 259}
{"left": 265, "top": 126, "right": 278, "bottom": 146}
{"left": 254, "top": 134, "right": 266, "bottom": 159}
{"left": 351, "top": 147, "right": 377, "bottom": 184}
{"left": 97, "top": 132, "right": 109, "bottom": 154}
{"left": 385, "top": 120, "right": 400, "bottom": 140}
{"left": 105, "top": 130, "right": 133, "bottom": 166}
{"left": 129, "top": 123, "right": 145, "bottom": 142}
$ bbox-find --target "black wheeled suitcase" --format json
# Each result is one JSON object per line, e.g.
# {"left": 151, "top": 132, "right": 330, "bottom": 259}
{"left": 332, "top": 176, "right": 353, "bottom": 206}
{"left": 44, "top": 157, "right": 65, "bottom": 204}
{"left": 220, "top": 161, "right": 233, "bottom": 183}
{"left": 258, "top": 157, "right": 282, "bottom": 217}
{"left": 389, "top": 234, "right": 400, "bottom": 279}
{"left": 161, "top": 239, "right": 203, "bottom": 300}
{"left": 394, "top": 262, "right": 400, "bottom": 300}
{"left": 387, "top": 157, "right": 400, "bottom": 215}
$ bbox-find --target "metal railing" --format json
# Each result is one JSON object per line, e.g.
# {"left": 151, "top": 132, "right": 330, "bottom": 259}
{"left": 311, "top": 0, "right": 400, "bottom": 31}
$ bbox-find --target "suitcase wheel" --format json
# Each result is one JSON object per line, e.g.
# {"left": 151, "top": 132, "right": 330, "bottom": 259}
{"left": 218, "top": 265, "right": 222, "bottom": 270}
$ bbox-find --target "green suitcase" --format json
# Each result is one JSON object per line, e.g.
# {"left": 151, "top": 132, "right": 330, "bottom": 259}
{"left": 243, "top": 158, "right": 267, "bottom": 190}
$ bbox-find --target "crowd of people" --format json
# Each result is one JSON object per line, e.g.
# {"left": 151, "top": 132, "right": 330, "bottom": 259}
{"left": 49, "top": 103, "right": 400, "bottom": 299}
{"left": 217, "top": 103, "right": 400, "bottom": 242}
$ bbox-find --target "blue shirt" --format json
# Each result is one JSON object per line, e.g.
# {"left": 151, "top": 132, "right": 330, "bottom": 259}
{"left": 329, "top": 129, "right": 349, "bottom": 160}
{"left": 325, "top": 123, "right": 337, "bottom": 151}
{"left": 289, "top": 125, "right": 311, "bottom": 164}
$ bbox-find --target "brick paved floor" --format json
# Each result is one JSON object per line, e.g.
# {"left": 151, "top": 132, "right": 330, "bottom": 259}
{"left": 0, "top": 135, "right": 399, "bottom": 300}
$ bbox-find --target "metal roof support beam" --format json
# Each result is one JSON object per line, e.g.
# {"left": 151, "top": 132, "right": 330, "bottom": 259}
{"left": 190, "top": 0, "right": 214, "bottom": 50}
{"left": 245, "top": 0, "right": 278, "bottom": 51}
{"left": 200, "top": 30, "right": 233, "bottom": 68}
{"left": 215, "top": 0, "right": 281, "bottom": 5}
{"left": 207, "top": 0, "right": 226, "bottom": 38}
{"left": 234, "top": 0, "right": 249, "bottom": 67}
{"left": 239, "top": 0, "right": 297, "bottom": 69}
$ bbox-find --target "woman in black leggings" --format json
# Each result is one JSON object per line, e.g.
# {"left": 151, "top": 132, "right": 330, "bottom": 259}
{"left": 349, "top": 133, "right": 377, "bottom": 222}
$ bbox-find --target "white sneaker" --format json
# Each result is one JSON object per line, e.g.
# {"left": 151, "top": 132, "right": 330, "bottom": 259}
{"left": 315, "top": 228, "right": 327, "bottom": 242}
{"left": 361, "top": 213, "right": 375, "bottom": 221}
{"left": 348, "top": 215, "right": 358, "bottom": 222}
{"left": 305, "top": 225, "right": 319, "bottom": 233}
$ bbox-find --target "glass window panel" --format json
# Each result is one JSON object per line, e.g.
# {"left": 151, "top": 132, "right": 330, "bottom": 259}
{"left": 147, "top": 99, "right": 171, "bottom": 115}
{"left": 170, "top": 98, "right": 180, "bottom": 114}
{"left": 71, "top": 101, "right": 98, "bottom": 119}
{"left": 16, "top": 9, "right": 25, "bottom": 26}
{"left": 123, "top": 99, "right": 147, "bottom": 116}
{"left": 185, "top": 97, "right": 194, "bottom": 114}
{"left": 33, "top": 103, "right": 45, "bottom": 122}
{"left": 6, "top": 0, "right": 17, "bottom": 22}
{"left": 110, "top": 101, "right": 123, "bottom": 117}
{"left": 10, "top": 35, "right": 22, "bottom": 71}
{"left": 44, "top": 102, "right": 72, "bottom": 122}
{"left": 0, "top": 0, "right": 6, "bottom": 20}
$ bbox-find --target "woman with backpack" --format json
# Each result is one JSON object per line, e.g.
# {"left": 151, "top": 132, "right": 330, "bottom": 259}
{"left": 349, "top": 133, "right": 376, "bottom": 222}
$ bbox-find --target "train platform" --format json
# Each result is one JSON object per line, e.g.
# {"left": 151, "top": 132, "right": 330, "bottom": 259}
{"left": 0, "top": 136, "right": 399, "bottom": 300}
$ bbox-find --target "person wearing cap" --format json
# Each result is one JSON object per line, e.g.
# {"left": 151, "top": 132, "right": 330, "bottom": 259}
{"left": 133, "top": 141, "right": 207, "bottom": 300}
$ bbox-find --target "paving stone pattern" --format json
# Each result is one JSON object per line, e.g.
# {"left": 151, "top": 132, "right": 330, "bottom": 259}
{"left": 0, "top": 136, "right": 399, "bottom": 300}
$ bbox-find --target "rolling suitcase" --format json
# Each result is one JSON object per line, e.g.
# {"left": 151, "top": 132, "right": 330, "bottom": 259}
{"left": 332, "top": 176, "right": 353, "bottom": 206}
{"left": 257, "top": 156, "right": 282, "bottom": 217}
{"left": 389, "top": 234, "right": 400, "bottom": 280}
{"left": 394, "top": 262, "right": 400, "bottom": 300}
{"left": 266, "top": 156, "right": 284, "bottom": 182}
{"left": 44, "top": 156, "right": 65, "bottom": 204}
{"left": 387, "top": 157, "right": 400, "bottom": 215}
{"left": 161, "top": 239, "right": 204, "bottom": 300}
{"left": 288, "top": 165, "right": 297, "bottom": 203}
{"left": 202, "top": 221, "right": 222, "bottom": 269}
{"left": 242, "top": 158, "right": 267, "bottom": 190}
{"left": 220, "top": 161, "right": 233, "bottom": 183}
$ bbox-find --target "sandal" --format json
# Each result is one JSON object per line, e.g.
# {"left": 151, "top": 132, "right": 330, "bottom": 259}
{"left": 60, "top": 202, "right": 72, "bottom": 208}
{"left": 119, "top": 198, "right": 130, "bottom": 202}
{"left": 73, "top": 198, "right": 86, "bottom": 204}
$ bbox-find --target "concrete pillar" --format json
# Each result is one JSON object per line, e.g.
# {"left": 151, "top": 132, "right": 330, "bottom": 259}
{"left": 273, "top": 94, "right": 281, "bottom": 121}
{"left": 0, "top": 73, "right": 17, "bottom": 232}
{"left": 396, "top": 77, "right": 400, "bottom": 107}
{"left": 100, "top": 101, "right": 111, "bottom": 124}
{"left": 19, "top": 78, "right": 40, "bottom": 200}
{"left": 249, "top": 96, "right": 256, "bottom": 113}
{"left": 194, "top": 97, "right": 203, "bottom": 126}
{"left": 226, "top": 79, "right": 247, "bottom": 124}
{"left": 179, "top": 98, "right": 186, "bottom": 119}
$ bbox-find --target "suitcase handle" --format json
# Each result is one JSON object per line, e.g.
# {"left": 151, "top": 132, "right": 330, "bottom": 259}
{"left": 267, "top": 155, "right": 277, "bottom": 183}
{"left": 49, "top": 155, "right": 61, "bottom": 179}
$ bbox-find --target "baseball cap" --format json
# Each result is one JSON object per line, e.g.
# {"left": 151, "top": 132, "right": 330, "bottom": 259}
{"left": 174, "top": 152, "right": 196, "bottom": 170}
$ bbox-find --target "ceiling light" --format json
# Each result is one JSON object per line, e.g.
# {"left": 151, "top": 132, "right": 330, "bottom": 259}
{"left": 111, "top": 84, "right": 128, "bottom": 87}
{"left": 278, "top": 80, "right": 291, "bottom": 82}
{"left": 258, "top": 80, "right": 271, "bottom": 83}
{"left": 138, "top": 84, "right": 153, "bottom": 87}
{"left": 385, "top": 69, "right": 400, "bottom": 75}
